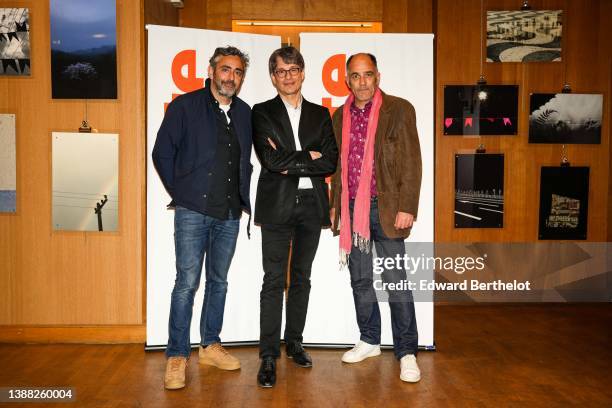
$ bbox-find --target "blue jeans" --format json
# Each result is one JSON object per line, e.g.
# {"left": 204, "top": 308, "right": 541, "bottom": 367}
{"left": 348, "top": 198, "right": 418, "bottom": 359}
{"left": 166, "top": 206, "right": 240, "bottom": 358}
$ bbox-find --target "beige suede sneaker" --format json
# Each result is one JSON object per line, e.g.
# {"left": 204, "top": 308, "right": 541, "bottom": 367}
{"left": 164, "top": 356, "right": 187, "bottom": 390}
{"left": 199, "top": 343, "right": 241, "bottom": 370}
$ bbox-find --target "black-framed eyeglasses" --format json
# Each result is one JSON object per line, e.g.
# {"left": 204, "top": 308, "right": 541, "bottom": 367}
{"left": 273, "top": 67, "right": 301, "bottom": 78}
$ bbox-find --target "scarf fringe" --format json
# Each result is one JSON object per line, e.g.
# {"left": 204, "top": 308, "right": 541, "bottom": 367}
{"left": 340, "top": 233, "right": 371, "bottom": 269}
{"left": 352, "top": 232, "right": 371, "bottom": 253}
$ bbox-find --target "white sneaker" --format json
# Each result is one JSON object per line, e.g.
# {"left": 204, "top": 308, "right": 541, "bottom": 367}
{"left": 399, "top": 354, "right": 421, "bottom": 382}
{"left": 341, "top": 341, "right": 381, "bottom": 363}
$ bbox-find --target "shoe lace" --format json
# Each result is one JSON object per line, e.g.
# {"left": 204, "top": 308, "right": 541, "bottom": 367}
{"left": 263, "top": 358, "right": 274, "bottom": 370}
{"left": 211, "top": 343, "right": 229, "bottom": 355}
{"left": 291, "top": 342, "right": 305, "bottom": 353}
{"left": 169, "top": 357, "right": 184, "bottom": 373}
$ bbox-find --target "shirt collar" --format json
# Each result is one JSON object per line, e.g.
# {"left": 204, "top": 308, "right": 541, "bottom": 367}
{"left": 280, "top": 94, "right": 303, "bottom": 112}
{"left": 350, "top": 100, "right": 372, "bottom": 113}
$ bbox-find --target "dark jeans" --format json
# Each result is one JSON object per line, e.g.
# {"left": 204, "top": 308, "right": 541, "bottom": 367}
{"left": 259, "top": 190, "right": 322, "bottom": 358}
{"left": 166, "top": 206, "right": 239, "bottom": 358}
{"left": 348, "top": 198, "right": 418, "bottom": 359}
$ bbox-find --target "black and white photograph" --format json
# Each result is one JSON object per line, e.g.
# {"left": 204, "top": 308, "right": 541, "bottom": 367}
{"left": 529, "top": 93, "right": 603, "bottom": 144}
{"left": 454, "top": 154, "right": 504, "bottom": 228}
{"left": 50, "top": 0, "right": 117, "bottom": 99}
{"left": 539, "top": 166, "right": 589, "bottom": 240}
{"left": 0, "top": 8, "right": 30, "bottom": 76}
{"left": 444, "top": 85, "right": 518, "bottom": 135}
{"left": 52, "top": 132, "right": 118, "bottom": 232}
{"left": 486, "top": 10, "right": 562, "bottom": 62}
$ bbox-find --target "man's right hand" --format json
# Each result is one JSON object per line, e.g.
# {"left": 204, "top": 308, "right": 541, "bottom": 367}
{"left": 309, "top": 151, "right": 322, "bottom": 160}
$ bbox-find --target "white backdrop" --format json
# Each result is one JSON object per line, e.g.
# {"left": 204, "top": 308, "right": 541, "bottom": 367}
{"left": 299, "top": 33, "right": 434, "bottom": 348}
{"left": 146, "top": 26, "right": 280, "bottom": 347}
{"left": 146, "top": 26, "right": 434, "bottom": 349}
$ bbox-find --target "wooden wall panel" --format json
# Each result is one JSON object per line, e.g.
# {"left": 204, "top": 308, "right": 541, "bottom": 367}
{"left": 232, "top": 21, "right": 382, "bottom": 49}
{"left": 231, "top": 0, "right": 382, "bottom": 22}
{"left": 602, "top": 0, "right": 612, "bottom": 242}
{"left": 207, "top": 0, "right": 233, "bottom": 31}
{"left": 303, "top": 1, "right": 383, "bottom": 22}
{"left": 144, "top": 0, "right": 179, "bottom": 26}
{"left": 179, "top": 0, "right": 207, "bottom": 28}
{"left": 383, "top": 0, "right": 408, "bottom": 32}
{"left": 435, "top": 0, "right": 610, "bottom": 242}
{"left": 383, "top": 0, "right": 433, "bottom": 33}
{"left": 406, "top": 0, "right": 434, "bottom": 33}
{"left": 0, "top": 0, "right": 145, "bottom": 332}
{"left": 231, "top": 0, "right": 304, "bottom": 21}
{"left": 179, "top": 0, "right": 232, "bottom": 30}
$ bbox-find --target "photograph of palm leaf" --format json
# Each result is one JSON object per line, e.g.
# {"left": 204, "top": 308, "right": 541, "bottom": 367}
{"left": 50, "top": 0, "right": 117, "bottom": 99}
{"left": 538, "top": 166, "right": 589, "bottom": 240}
{"left": 487, "top": 10, "right": 562, "bottom": 62}
{"left": 444, "top": 85, "right": 518, "bottom": 135}
{"left": 0, "top": 8, "right": 30, "bottom": 76}
{"left": 454, "top": 154, "right": 504, "bottom": 228}
{"left": 529, "top": 93, "right": 603, "bottom": 144}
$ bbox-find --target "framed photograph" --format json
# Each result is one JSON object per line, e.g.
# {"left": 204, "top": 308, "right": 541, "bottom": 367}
{"left": 0, "top": 114, "right": 16, "bottom": 212}
{"left": 487, "top": 10, "right": 562, "bottom": 62}
{"left": 444, "top": 85, "right": 518, "bottom": 135}
{"left": 538, "top": 166, "right": 589, "bottom": 240}
{"left": 50, "top": 0, "right": 117, "bottom": 99}
{"left": 0, "top": 8, "right": 30, "bottom": 76}
{"left": 454, "top": 154, "right": 504, "bottom": 228}
{"left": 52, "top": 132, "right": 118, "bottom": 231}
{"left": 529, "top": 93, "right": 603, "bottom": 144}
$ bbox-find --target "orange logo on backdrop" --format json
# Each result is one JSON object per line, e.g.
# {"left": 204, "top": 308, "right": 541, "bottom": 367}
{"left": 321, "top": 54, "right": 349, "bottom": 187}
{"left": 164, "top": 50, "right": 205, "bottom": 111}
{"left": 321, "top": 54, "right": 349, "bottom": 116}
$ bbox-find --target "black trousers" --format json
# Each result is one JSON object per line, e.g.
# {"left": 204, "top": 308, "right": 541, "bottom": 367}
{"left": 259, "top": 190, "right": 322, "bottom": 358}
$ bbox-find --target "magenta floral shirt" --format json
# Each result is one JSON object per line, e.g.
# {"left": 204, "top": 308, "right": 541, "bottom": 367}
{"left": 348, "top": 101, "right": 377, "bottom": 200}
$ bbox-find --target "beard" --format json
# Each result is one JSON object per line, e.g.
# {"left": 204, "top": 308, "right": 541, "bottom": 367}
{"left": 213, "top": 76, "right": 238, "bottom": 98}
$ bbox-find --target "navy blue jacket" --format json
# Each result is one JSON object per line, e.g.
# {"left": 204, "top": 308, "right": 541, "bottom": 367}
{"left": 152, "top": 80, "right": 253, "bottom": 215}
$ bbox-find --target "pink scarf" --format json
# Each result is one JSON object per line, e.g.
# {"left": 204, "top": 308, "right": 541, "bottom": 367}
{"left": 340, "top": 88, "right": 383, "bottom": 266}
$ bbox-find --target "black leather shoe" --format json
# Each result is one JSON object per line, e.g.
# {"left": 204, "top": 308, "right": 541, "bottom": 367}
{"left": 286, "top": 341, "right": 312, "bottom": 368}
{"left": 257, "top": 356, "right": 276, "bottom": 388}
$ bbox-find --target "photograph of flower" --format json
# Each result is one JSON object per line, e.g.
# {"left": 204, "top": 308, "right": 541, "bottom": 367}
{"left": 50, "top": 0, "right": 117, "bottom": 98}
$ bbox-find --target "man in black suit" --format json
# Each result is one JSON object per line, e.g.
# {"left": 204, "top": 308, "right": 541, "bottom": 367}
{"left": 252, "top": 46, "right": 338, "bottom": 388}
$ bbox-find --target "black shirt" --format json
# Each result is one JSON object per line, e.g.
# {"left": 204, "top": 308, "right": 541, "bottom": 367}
{"left": 204, "top": 94, "right": 241, "bottom": 220}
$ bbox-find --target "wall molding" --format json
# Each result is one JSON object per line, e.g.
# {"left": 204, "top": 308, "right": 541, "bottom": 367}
{"left": 0, "top": 325, "right": 146, "bottom": 344}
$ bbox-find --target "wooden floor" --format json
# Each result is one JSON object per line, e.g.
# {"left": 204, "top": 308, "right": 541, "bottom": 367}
{"left": 0, "top": 305, "right": 610, "bottom": 407}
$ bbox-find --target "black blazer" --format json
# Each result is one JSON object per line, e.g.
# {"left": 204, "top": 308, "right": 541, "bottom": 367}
{"left": 252, "top": 95, "right": 338, "bottom": 226}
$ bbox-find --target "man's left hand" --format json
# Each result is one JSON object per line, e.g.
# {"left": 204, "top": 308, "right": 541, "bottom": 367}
{"left": 394, "top": 212, "right": 414, "bottom": 230}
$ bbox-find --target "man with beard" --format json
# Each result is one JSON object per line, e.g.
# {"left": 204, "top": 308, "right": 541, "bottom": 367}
{"left": 252, "top": 46, "right": 338, "bottom": 388}
{"left": 153, "top": 46, "right": 253, "bottom": 390}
